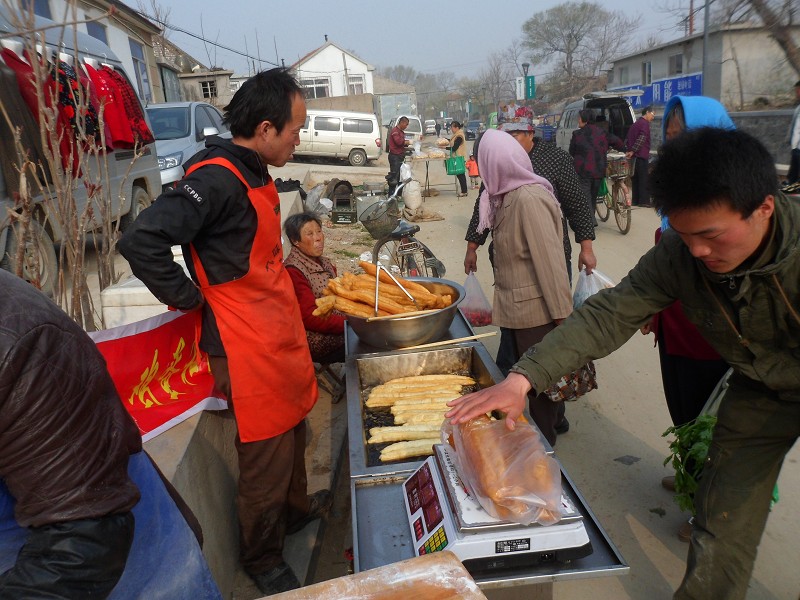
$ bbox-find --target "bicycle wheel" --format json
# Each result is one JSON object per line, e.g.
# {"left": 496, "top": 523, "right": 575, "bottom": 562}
{"left": 596, "top": 193, "right": 610, "bottom": 222}
{"left": 613, "top": 182, "right": 632, "bottom": 235}
{"left": 372, "top": 238, "right": 402, "bottom": 273}
{"left": 372, "top": 237, "right": 443, "bottom": 278}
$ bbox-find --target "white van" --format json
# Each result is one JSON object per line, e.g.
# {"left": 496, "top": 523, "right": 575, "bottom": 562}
{"left": 295, "top": 109, "right": 382, "bottom": 166}
{"left": 0, "top": 8, "right": 161, "bottom": 296}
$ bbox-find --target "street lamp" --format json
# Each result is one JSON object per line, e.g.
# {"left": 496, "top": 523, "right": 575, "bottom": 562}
{"left": 522, "top": 62, "right": 530, "bottom": 77}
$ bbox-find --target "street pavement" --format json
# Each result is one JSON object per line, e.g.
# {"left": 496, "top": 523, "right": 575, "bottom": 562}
{"left": 261, "top": 145, "right": 800, "bottom": 600}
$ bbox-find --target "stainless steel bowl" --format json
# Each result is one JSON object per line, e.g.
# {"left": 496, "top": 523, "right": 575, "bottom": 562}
{"left": 346, "top": 277, "right": 465, "bottom": 350}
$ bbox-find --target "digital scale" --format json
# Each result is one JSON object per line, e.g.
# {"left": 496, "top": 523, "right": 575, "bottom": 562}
{"left": 402, "top": 444, "right": 592, "bottom": 574}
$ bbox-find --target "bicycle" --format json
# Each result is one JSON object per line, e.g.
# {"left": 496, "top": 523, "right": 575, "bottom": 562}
{"left": 596, "top": 153, "right": 634, "bottom": 235}
{"left": 359, "top": 179, "right": 446, "bottom": 278}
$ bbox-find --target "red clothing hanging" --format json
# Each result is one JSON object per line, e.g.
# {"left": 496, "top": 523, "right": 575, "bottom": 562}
{"left": 1, "top": 48, "right": 79, "bottom": 176}
{"left": 100, "top": 65, "right": 154, "bottom": 146}
{"left": 84, "top": 62, "right": 134, "bottom": 148}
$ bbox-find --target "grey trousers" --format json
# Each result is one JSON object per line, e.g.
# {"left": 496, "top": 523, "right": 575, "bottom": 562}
{"left": 675, "top": 373, "right": 799, "bottom": 599}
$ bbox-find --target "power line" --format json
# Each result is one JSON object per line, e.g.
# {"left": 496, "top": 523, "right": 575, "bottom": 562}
{"left": 132, "top": 8, "right": 279, "bottom": 68}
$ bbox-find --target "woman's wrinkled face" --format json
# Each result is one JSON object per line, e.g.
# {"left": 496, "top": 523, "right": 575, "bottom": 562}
{"left": 295, "top": 220, "right": 324, "bottom": 258}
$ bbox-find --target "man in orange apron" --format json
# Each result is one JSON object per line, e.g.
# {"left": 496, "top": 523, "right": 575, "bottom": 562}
{"left": 119, "top": 68, "right": 329, "bottom": 595}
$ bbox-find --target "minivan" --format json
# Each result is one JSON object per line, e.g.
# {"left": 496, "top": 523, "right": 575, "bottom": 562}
{"left": 555, "top": 90, "right": 642, "bottom": 153}
{"left": 0, "top": 8, "right": 161, "bottom": 296}
{"left": 385, "top": 115, "right": 423, "bottom": 155}
{"left": 295, "top": 109, "right": 382, "bottom": 167}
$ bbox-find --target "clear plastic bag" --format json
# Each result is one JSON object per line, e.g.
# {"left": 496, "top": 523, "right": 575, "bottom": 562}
{"left": 400, "top": 163, "right": 412, "bottom": 181}
{"left": 443, "top": 416, "right": 563, "bottom": 526}
{"left": 460, "top": 272, "right": 492, "bottom": 327}
{"left": 572, "top": 268, "right": 616, "bottom": 309}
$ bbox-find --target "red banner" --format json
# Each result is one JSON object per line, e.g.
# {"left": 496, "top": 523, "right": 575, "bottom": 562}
{"left": 89, "top": 311, "right": 227, "bottom": 442}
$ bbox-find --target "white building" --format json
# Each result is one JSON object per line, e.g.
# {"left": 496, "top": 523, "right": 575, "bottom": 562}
{"left": 608, "top": 23, "right": 800, "bottom": 110}
{"left": 291, "top": 40, "right": 374, "bottom": 99}
{"left": 29, "top": 0, "right": 163, "bottom": 102}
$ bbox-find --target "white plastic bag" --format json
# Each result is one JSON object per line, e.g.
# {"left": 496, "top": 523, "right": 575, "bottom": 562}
{"left": 572, "top": 268, "right": 615, "bottom": 309}
{"left": 400, "top": 163, "right": 412, "bottom": 182}
{"left": 403, "top": 180, "right": 422, "bottom": 210}
{"left": 443, "top": 416, "right": 562, "bottom": 526}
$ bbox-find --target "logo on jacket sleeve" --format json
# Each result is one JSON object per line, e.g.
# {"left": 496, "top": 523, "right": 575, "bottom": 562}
{"left": 182, "top": 184, "right": 204, "bottom": 203}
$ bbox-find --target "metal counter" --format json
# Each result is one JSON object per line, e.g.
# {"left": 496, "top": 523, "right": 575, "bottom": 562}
{"left": 344, "top": 309, "right": 628, "bottom": 588}
{"left": 350, "top": 467, "right": 628, "bottom": 589}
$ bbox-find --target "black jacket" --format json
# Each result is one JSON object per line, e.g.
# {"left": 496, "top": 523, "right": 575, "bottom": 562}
{"left": 119, "top": 136, "right": 271, "bottom": 355}
{"left": 0, "top": 270, "right": 141, "bottom": 528}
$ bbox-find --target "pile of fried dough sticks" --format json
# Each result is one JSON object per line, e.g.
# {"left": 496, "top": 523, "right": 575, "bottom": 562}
{"left": 312, "top": 261, "right": 452, "bottom": 319}
{"left": 363, "top": 374, "right": 476, "bottom": 462}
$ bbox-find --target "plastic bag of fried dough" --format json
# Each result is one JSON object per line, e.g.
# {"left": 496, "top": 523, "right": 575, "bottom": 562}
{"left": 443, "top": 415, "right": 563, "bottom": 526}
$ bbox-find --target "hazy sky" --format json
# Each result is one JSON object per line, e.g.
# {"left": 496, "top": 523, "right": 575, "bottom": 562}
{"left": 124, "top": 1, "right": 686, "bottom": 79}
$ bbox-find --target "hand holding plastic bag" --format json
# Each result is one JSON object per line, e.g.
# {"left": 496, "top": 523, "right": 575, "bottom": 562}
{"left": 572, "top": 268, "right": 616, "bottom": 309}
{"left": 443, "top": 416, "right": 562, "bottom": 526}
{"left": 460, "top": 272, "right": 492, "bottom": 327}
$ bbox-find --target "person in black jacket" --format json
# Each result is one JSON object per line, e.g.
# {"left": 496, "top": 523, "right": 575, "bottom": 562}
{"left": 119, "top": 68, "right": 330, "bottom": 596}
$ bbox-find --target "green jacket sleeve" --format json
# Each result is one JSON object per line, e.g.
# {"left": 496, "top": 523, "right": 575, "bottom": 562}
{"left": 512, "top": 241, "right": 679, "bottom": 392}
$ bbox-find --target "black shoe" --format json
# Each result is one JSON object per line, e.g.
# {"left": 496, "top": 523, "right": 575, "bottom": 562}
{"left": 251, "top": 562, "right": 300, "bottom": 595}
{"left": 287, "top": 489, "right": 332, "bottom": 535}
{"left": 555, "top": 418, "right": 570, "bottom": 435}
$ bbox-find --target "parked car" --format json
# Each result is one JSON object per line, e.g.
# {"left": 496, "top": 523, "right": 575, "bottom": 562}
{"left": 146, "top": 101, "right": 231, "bottom": 191}
{"left": 0, "top": 7, "right": 161, "bottom": 296}
{"left": 424, "top": 119, "right": 437, "bottom": 135}
{"left": 385, "top": 116, "right": 423, "bottom": 155}
{"left": 555, "top": 91, "right": 642, "bottom": 152}
{"left": 465, "top": 120, "right": 483, "bottom": 140}
{"left": 295, "top": 109, "right": 382, "bottom": 167}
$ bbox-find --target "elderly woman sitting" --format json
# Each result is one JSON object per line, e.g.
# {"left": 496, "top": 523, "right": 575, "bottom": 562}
{"left": 284, "top": 212, "right": 345, "bottom": 365}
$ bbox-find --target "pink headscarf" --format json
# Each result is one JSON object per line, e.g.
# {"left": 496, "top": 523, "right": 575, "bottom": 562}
{"left": 476, "top": 129, "right": 557, "bottom": 232}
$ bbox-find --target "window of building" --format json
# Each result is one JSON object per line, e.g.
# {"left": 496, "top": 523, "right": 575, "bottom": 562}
{"left": 668, "top": 54, "right": 683, "bottom": 76}
{"left": 314, "top": 117, "right": 340, "bottom": 132}
{"left": 160, "top": 67, "right": 181, "bottom": 102}
{"left": 300, "top": 77, "right": 331, "bottom": 99}
{"left": 128, "top": 39, "right": 152, "bottom": 102}
{"left": 343, "top": 118, "right": 373, "bottom": 134}
{"left": 618, "top": 66, "right": 629, "bottom": 85}
{"left": 22, "top": 0, "right": 51, "bottom": 18}
{"left": 348, "top": 74, "right": 365, "bottom": 95}
{"left": 200, "top": 80, "right": 217, "bottom": 99}
{"left": 642, "top": 61, "right": 652, "bottom": 85}
{"left": 85, "top": 20, "right": 108, "bottom": 45}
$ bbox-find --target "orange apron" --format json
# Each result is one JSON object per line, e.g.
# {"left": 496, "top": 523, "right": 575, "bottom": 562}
{"left": 185, "top": 157, "right": 317, "bottom": 442}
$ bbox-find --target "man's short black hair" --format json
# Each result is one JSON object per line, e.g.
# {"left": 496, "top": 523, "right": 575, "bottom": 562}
{"left": 651, "top": 127, "right": 777, "bottom": 218}
{"left": 642, "top": 105, "right": 653, "bottom": 116}
{"left": 398, "top": 116, "right": 409, "bottom": 125}
{"left": 579, "top": 109, "right": 594, "bottom": 124}
{"left": 223, "top": 68, "right": 303, "bottom": 138}
{"left": 794, "top": 80, "right": 800, "bottom": 88}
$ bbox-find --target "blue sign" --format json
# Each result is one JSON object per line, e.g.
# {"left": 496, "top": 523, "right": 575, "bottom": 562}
{"left": 610, "top": 73, "right": 703, "bottom": 107}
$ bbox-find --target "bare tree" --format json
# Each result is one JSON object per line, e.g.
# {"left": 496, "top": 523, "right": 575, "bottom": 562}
{"left": 377, "top": 65, "right": 417, "bottom": 84}
{"left": 718, "top": 0, "right": 800, "bottom": 76}
{"left": 521, "top": 2, "right": 638, "bottom": 81}
{"left": 137, "top": 0, "right": 171, "bottom": 40}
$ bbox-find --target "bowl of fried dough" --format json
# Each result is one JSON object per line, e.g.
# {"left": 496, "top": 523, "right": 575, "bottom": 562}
{"left": 312, "top": 262, "right": 465, "bottom": 350}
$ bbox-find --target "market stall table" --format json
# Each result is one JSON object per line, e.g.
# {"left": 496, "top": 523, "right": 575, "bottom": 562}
{"left": 343, "top": 310, "right": 628, "bottom": 599}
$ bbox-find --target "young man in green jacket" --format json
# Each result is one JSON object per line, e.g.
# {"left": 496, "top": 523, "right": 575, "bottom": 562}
{"left": 447, "top": 127, "right": 800, "bottom": 600}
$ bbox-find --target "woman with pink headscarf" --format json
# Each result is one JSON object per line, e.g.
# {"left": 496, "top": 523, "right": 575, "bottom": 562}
{"left": 477, "top": 129, "right": 574, "bottom": 445}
